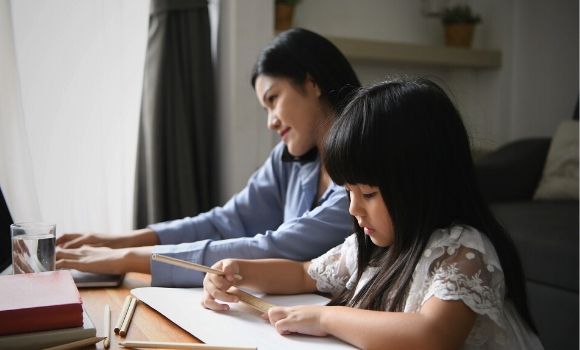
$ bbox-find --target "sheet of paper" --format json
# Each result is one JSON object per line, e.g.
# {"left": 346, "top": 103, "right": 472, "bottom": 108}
{"left": 131, "top": 287, "right": 356, "bottom": 350}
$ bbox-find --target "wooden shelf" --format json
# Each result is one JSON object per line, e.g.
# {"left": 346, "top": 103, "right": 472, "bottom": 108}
{"left": 327, "top": 36, "right": 502, "bottom": 69}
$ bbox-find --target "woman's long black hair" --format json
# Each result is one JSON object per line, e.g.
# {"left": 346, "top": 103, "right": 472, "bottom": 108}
{"left": 323, "top": 77, "right": 537, "bottom": 331}
{"left": 251, "top": 28, "right": 360, "bottom": 115}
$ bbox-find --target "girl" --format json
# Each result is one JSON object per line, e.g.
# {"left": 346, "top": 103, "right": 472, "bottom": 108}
{"left": 55, "top": 28, "right": 361, "bottom": 287}
{"left": 202, "top": 78, "right": 544, "bottom": 349}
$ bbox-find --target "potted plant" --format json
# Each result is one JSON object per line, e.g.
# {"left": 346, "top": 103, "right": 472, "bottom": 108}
{"left": 275, "top": 0, "right": 301, "bottom": 31}
{"left": 441, "top": 4, "right": 481, "bottom": 47}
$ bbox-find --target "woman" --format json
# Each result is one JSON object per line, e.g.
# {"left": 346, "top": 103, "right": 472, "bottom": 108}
{"left": 55, "top": 28, "right": 361, "bottom": 287}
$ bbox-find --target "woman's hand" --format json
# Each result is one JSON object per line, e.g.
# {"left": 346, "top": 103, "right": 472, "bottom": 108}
{"left": 202, "top": 259, "right": 242, "bottom": 311}
{"left": 56, "top": 246, "right": 153, "bottom": 274}
{"left": 56, "top": 228, "right": 159, "bottom": 249}
{"left": 56, "top": 232, "right": 119, "bottom": 249}
{"left": 266, "top": 305, "right": 328, "bottom": 336}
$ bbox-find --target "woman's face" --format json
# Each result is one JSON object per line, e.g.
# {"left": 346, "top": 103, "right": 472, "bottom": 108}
{"left": 255, "top": 75, "right": 331, "bottom": 156}
{"left": 346, "top": 184, "right": 394, "bottom": 247}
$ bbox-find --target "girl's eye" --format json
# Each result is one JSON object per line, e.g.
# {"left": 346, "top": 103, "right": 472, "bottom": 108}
{"left": 362, "top": 192, "right": 377, "bottom": 199}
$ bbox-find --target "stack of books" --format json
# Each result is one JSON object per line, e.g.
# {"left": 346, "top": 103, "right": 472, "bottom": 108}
{"left": 0, "top": 270, "right": 96, "bottom": 349}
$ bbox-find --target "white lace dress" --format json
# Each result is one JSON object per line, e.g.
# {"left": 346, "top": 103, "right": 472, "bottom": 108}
{"left": 307, "top": 225, "right": 544, "bottom": 350}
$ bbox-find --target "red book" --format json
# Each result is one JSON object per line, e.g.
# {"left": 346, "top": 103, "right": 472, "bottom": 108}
{"left": 0, "top": 270, "right": 83, "bottom": 335}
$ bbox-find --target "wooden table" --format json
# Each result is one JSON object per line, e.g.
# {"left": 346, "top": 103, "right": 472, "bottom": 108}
{"left": 80, "top": 273, "right": 200, "bottom": 350}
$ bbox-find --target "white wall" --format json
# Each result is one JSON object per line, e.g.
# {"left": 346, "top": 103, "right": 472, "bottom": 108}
{"left": 510, "top": 0, "right": 578, "bottom": 139}
{"left": 215, "top": 0, "right": 276, "bottom": 202}
{"left": 290, "top": 0, "right": 578, "bottom": 149}
{"left": 215, "top": 0, "right": 577, "bottom": 195}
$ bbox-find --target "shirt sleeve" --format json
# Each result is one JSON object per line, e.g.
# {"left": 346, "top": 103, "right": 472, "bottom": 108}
{"left": 149, "top": 143, "right": 287, "bottom": 246}
{"left": 412, "top": 226, "right": 507, "bottom": 329}
{"left": 307, "top": 234, "right": 357, "bottom": 295}
{"left": 149, "top": 144, "right": 353, "bottom": 287}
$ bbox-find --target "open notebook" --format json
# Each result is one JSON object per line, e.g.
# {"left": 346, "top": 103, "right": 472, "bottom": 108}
{"left": 132, "top": 287, "right": 355, "bottom": 350}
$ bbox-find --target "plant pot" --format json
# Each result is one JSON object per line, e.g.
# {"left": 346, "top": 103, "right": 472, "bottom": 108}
{"left": 444, "top": 23, "right": 475, "bottom": 47}
{"left": 275, "top": 3, "right": 295, "bottom": 31}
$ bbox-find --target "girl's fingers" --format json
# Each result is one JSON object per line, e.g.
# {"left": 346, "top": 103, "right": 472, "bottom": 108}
{"left": 202, "top": 297, "right": 230, "bottom": 311}
{"left": 267, "top": 307, "right": 286, "bottom": 325}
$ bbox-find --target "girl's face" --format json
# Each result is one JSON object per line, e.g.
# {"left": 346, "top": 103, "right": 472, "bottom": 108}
{"left": 346, "top": 184, "right": 394, "bottom": 247}
{"left": 255, "top": 75, "right": 331, "bottom": 156}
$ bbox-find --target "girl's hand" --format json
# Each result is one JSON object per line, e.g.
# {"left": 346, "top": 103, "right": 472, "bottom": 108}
{"left": 202, "top": 259, "right": 241, "bottom": 311}
{"left": 266, "top": 305, "right": 328, "bottom": 336}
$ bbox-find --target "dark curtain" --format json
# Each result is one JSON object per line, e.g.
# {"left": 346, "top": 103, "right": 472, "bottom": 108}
{"left": 134, "top": 0, "right": 216, "bottom": 228}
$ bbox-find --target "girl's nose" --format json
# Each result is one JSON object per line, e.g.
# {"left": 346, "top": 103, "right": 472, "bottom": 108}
{"left": 348, "top": 195, "right": 363, "bottom": 217}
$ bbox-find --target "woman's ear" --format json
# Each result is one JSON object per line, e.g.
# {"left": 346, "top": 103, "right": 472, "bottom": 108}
{"left": 305, "top": 74, "right": 322, "bottom": 98}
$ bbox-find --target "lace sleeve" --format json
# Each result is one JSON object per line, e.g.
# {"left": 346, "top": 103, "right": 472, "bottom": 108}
{"left": 407, "top": 226, "right": 506, "bottom": 329}
{"left": 307, "top": 234, "right": 357, "bottom": 295}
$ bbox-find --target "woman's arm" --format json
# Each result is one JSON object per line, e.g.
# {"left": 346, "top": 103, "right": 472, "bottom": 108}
{"left": 269, "top": 296, "right": 476, "bottom": 350}
{"left": 202, "top": 259, "right": 317, "bottom": 311}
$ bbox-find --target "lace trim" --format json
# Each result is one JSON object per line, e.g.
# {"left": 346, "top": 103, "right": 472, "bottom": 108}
{"left": 426, "top": 259, "right": 506, "bottom": 326}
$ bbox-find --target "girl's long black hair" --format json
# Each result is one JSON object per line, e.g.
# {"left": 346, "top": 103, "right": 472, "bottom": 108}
{"left": 323, "top": 77, "right": 537, "bottom": 331}
{"left": 251, "top": 28, "right": 361, "bottom": 115}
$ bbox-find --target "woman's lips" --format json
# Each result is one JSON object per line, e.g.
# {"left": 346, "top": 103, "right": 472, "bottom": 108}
{"left": 279, "top": 127, "right": 290, "bottom": 139}
{"left": 364, "top": 227, "right": 375, "bottom": 235}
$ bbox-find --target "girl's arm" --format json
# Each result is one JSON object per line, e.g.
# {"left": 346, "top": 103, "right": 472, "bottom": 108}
{"left": 202, "top": 259, "right": 317, "bottom": 311}
{"left": 269, "top": 296, "right": 476, "bottom": 350}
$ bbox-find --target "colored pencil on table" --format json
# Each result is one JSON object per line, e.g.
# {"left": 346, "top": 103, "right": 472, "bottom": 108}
{"left": 44, "top": 336, "right": 106, "bottom": 350}
{"left": 119, "top": 340, "right": 257, "bottom": 350}
{"left": 114, "top": 295, "right": 133, "bottom": 334}
{"left": 119, "top": 296, "right": 138, "bottom": 337}
{"left": 104, "top": 304, "right": 111, "bottom": 348}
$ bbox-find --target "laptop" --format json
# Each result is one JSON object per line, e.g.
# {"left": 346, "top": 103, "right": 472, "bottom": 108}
{"left": 0, "top": 186, "right": 123, "bottom": 286}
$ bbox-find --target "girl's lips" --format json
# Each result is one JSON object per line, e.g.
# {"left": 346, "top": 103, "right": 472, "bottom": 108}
{"left": 364, "top": 227, "right": 375, "bottom": 235}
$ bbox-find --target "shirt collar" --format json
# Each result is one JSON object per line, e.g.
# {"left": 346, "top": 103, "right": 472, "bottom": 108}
{"left": 281, "top": 146, "right": 318, "bottom": 164}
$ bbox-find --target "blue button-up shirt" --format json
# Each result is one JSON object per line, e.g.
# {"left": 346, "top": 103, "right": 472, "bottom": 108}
{"left": 149, "top": 142, "right": 352, "bottom": 287}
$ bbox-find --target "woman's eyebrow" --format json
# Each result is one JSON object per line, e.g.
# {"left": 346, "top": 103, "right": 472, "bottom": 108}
{"left": 261, "top": 83, "right": 274, "bottom": 103}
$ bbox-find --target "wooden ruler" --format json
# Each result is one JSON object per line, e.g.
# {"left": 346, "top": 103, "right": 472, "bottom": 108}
{"left": 227, "top": 287, "right": 275, "bottom": 313}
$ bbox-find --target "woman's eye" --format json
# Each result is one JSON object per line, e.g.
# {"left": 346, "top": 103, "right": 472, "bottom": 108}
{"left": 362, "top": 192, "right": 377, "bottom": 199}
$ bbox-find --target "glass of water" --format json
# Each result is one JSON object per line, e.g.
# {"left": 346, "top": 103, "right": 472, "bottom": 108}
{"left": 11, "top": 223, "right": 56, "bottom": 274}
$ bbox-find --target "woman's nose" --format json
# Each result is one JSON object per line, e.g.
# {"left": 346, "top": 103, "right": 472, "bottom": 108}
{"left": 267, "top": 112, "right": 280, "bottom": 130}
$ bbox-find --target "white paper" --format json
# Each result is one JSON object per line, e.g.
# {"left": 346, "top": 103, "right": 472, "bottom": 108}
{"left": 131, "top": 287, "right": 356, "bottom": 350}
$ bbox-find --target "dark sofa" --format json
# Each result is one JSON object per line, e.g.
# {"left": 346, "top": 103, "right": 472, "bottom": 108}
{"left": 476, "top": 137, "right": 579, "bottom": 350}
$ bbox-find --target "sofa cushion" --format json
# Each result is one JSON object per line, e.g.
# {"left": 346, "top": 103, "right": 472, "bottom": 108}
{"left": 476, "top": 139, "right": 550, "bottom": 203}
{"left": 534, "top": 120, "right": 579, "bottom": 200}
{"left": 491, "top": 200, "right": 579, "bottom": 292}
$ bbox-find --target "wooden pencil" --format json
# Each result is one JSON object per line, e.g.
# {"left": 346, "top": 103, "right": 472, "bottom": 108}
{"left": 45, "top": 336, "right": 106, "bottom": 350}
{"left": 103, "top": 304, "right": 111, "bottom": 348}
{"left": 151, "top": 254, "right": 275, "bottom": 312}
{"left": 114, "top": 295, "right": 133, "bottom": 334}
{"left": 119, "top": 296, "right": 138, "bottom": 337}
{"left": 151, "top": 254, "right": 242, "bottom": 280}
{"left": 119, "top": 340, "right": 257, "bottom": 350}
